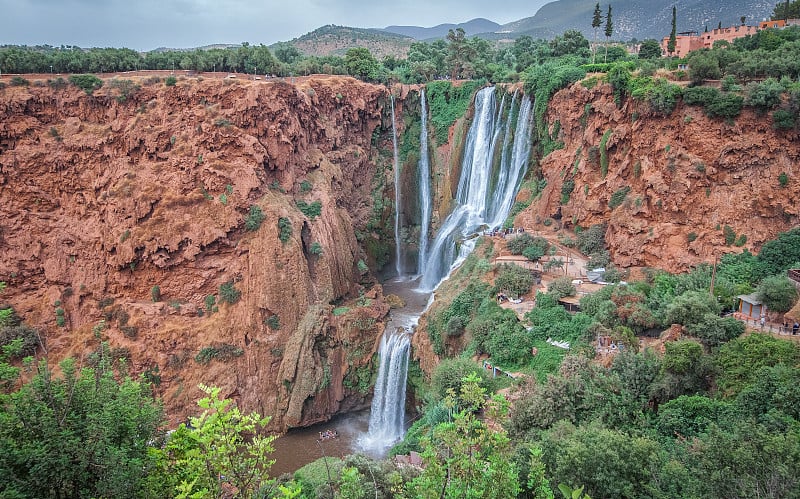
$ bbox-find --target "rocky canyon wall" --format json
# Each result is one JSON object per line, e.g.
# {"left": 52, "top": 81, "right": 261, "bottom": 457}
{"left": 518, "top": 80, "right": 799, "bottom": 272}
{"left": 0, "top": 75, "right": 402, "bottom": 429}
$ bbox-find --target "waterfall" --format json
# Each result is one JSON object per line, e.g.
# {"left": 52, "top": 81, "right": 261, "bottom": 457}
{"left": 419, "top": 86, "right": 534, "bottom": 292}
{"left": 363, "top": 330, "right": 412, "bottom": 448}
{"left": 391, "top": 95, "right": 403, "bottom": 277}
{"left": 417, "top": 90, "right": 432, "bottom": 275}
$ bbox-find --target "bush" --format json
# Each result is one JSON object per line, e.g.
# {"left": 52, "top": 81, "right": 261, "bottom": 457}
{"left": 244, "top": 205, "right": 265, "bottom": 231}
{"left": 195, "top": 343, "right": 244, "bottom": 364}
{"left": 431, "top": 357, "right": 492, "bottom": 402}
{"left": 10, "top": 76, "right": 29, "bottom": 87}
{"left": 278, "top": 217, "right": 292, "bottom": 243}
{"left": 645, "top": 78, "right": 683, "bottom": 115}
{"left": 778, "top": 172, "right": 789, "bottom": 186}
{"left": 773, "top": 109, "right": 796, "bottom": 130}
{"left": 69, "top": 74, "right": 103, "bottom": 95}
{"left": 265, "top": 315, "right": 280, "bottom": 330}
{"left": 507, "top": 233, "right": 535, "bottom": 255}
{"left": 745, "top": 78, "right": 783, "bottom": 110}
{"left": 151, "top": 285, "right": 161, "bottom": 302}
{"left": 494, "top": 263, "right": 535, "bottom": 298}
{"left": 723, "top": 224, "right": 736, "bottom": 245}
{"left": 608, "top": 186, "right": 631, "bottom": 209}
{"left": 705, "top": 92, "right": 743, "bottom": 119}
{"left": 756, "top": 275, "right": 798, "bottom": 313}
{"left": 296, "top": 200, "right": 322, "bottom": 220}
{"left": 683, "top": 85, "right": 720, "bottom": 106}
{"left": 577, "top": 224, "right": 606, "bottom": 255}
{"left": 560, "top": 179, "right": 575, "bottom": 205}
{"left": 218, "top": 281, "right": 241, "bottom": 305}
{"left": 300, "top": 180, "right": 312, "bottom": 192}
{"left": 548, "top": 276, "right": 577, "bottom": 299}
{"left": 309, "top": 242, "right": 323, "bottom": 255}
{"left": 165, "top": 76, "right": 177, "bottom": 86}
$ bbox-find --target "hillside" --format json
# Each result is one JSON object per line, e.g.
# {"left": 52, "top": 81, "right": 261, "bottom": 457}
{"left": 287, "top": 24, "right": 414, "bottom": 58}
{"left": 382, "top": 18, "right": 500, "bottom": 40}
{"left": 499, "top": 0, "right": 775, "bottom": 40}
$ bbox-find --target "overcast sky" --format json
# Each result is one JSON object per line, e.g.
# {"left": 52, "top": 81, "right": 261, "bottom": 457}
{"left": 1, "top": 0, "right": 551, "bottom": 51}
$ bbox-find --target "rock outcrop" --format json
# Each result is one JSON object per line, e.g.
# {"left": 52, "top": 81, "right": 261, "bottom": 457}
{"left": 518, "top": 80, "right": 799, "bottom": 272}
{"left": 0, "top": 75, "right": 394, "bottom": 429}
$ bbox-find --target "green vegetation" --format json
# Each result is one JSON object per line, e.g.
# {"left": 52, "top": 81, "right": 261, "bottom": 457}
{"left": 425, "top": 80, "right": 485, "bottom": 144}
{"left": 598, "top": 129, "right": 612, "bottom": 176}
{"left": 151, "top": 285, "right": 161, "bottom": 302}
{"left": 608, "top": 185, "right": 630, "bottom": 209}
{"left": 309, "top": 242, "right": 323, "bottom": 255}
{"left": 218, "top": 280, "right": 241, "bottom": 304}
{"left": 295, "top": 200, "right": 322, "bottom": 220}
{"left": 165, "top": 75, "right": 177, "bottom": 86}
{"left": 195, "top": 343, "right": 244, "bottom": 364}
{"left": 265, "top": 314, "right": 280, "bottom": 330}
{"left": 245, "top": 205, "right": 265, "bottom": 231}
{"left": 278, "top": 217, "right": 292, "bottom": 243}
{"left": 69, "top": 74, "right": 103, "bottom": 94}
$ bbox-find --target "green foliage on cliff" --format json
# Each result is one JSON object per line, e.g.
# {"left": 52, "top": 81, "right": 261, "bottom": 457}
{"left": 425, "top": 80, "right": 485, "bottom": 144}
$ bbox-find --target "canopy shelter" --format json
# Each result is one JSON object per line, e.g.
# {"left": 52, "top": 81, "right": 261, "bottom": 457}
{"left": 737, "top": 293, "right": 764, "bottom": 319}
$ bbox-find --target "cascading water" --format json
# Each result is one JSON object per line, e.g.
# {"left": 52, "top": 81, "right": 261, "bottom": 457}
{"left": 363, "top": 329, "right": 412, "bottom": 448}
{"left": 391, "top": 95, "right": 403, "bottom": 277}
{"left": 362, "top": 85, "right": 533, "bottom": 453}
{"left": 417, "top": 90, "right": 432, "bottom": 275}
{"left": 419, "top": 86, "right": 534, "bottom": 292}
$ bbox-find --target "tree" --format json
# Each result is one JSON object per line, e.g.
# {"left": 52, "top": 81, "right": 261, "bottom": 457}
{"left": 344, "top": 47, "right": 378, "bottom": 81}
{"left": 604, "top": 5, "right": 614, "bottom": 63}
{"left": 668, "top": 6, "right": 677, "bottom": 55}
{"left": 407, "top": 374, "right": 521, "bottom": 498}
{"left": 446, "top": 28, "right": 477, "bottom": 80}
{"left": 772, "top": 0, "right": 800, "bottom": 20}
{"left": 756, "top": 274, "right": 798, "bottom": 312}
{"left": 550, "top": 29, "right": 591, "bottom": 58}
{"left": 638, "top": 39, "right": 662, "bottom": 59}
{"left": 0, "top": 355, "right": 163, "bottom": 498}
{"left": 592, "top": 3, "right": 603, "bottom": 64}
{"left": 159, "top": 384, "right": 277, "bottom": 498}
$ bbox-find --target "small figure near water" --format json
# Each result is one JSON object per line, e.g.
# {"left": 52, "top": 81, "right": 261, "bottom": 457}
{"left": 317, "top": 429, "right": 339, "bottom": 441}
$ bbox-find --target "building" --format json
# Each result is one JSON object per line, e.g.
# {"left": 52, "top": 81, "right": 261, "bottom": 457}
{"left": 737, "top": 293, "right": 764, "bottom": 320}
{"left": 661, "top": 24, "right": 759, "bottom": 56}
{"left": 759, "top": 19, "right": 800, "bottom": 29}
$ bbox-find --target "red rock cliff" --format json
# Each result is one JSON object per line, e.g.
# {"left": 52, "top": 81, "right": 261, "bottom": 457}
{"left": 518, "top": 80, "right": 799, "bottom": 272}
{"left": 0, "top": 75, "right": 397, "bottom": 429}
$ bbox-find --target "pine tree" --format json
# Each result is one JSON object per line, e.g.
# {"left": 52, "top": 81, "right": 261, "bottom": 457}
{"left": 668, "top": 5, "right": 677, "bottom": 55}
{"left": 604, "top": 4, "right": 613, "bottom": 63}
{"left": 592, "top": 3, "right": 603, "bottom": 64}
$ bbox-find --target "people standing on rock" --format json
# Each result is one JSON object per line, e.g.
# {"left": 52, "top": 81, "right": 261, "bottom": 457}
{"left": 760, "top": 314, "right": 766, "bottom": 329}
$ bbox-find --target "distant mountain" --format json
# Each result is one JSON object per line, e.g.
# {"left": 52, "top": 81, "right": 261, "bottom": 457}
{"left": 498, "top": 0, "right": 775, "bottom": 41}
{"left": 285, "top": 25, "right": 414, "bottom": 58}
{"left": 383, "top": 18, "right": 501, "bottom": 40}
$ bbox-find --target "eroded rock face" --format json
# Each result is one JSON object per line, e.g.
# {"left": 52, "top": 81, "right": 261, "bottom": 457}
{"left": 0, "top": 75, "right": 393, "bottom": 429}
{"left": 519, "top": 81, "right": 799, "bottom": 273}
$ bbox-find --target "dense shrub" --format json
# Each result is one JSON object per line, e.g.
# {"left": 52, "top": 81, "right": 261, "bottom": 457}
{"left": 608, "top": 186, "right": 631, "bottom": 209}
{"left": 218, "top": 281, "right": 241, "bottom": 304}
{"left": 69, "top": 74, "right": 103, "bottom": 94}
{"left": 683, "top": 85, "right": 720, "bottom": 106}
{"left": 244, "top": 205, "right": 265, "bottom": 231}
{"left": 577, "top": 224, "right": 606, "bottom": 256}
{"left": 705, "top": 92, "right": 744, "bottom": 119}
{"left": 548, "top": 276, "right": 577, "bottom": 299}
{"left": 296, "top": 200, "right": 322, "bottom": 220}
{"left": 756, "top": 274, "right": 798, "bottom": 313}
{"left": 278, "top": 217, "right": 292, "bottom": 243}
{"left": 494, "top": 263, "right": 535, "bottom": 298}
{"left": 745, "top": 78, "right": 783, "bottom": 110}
